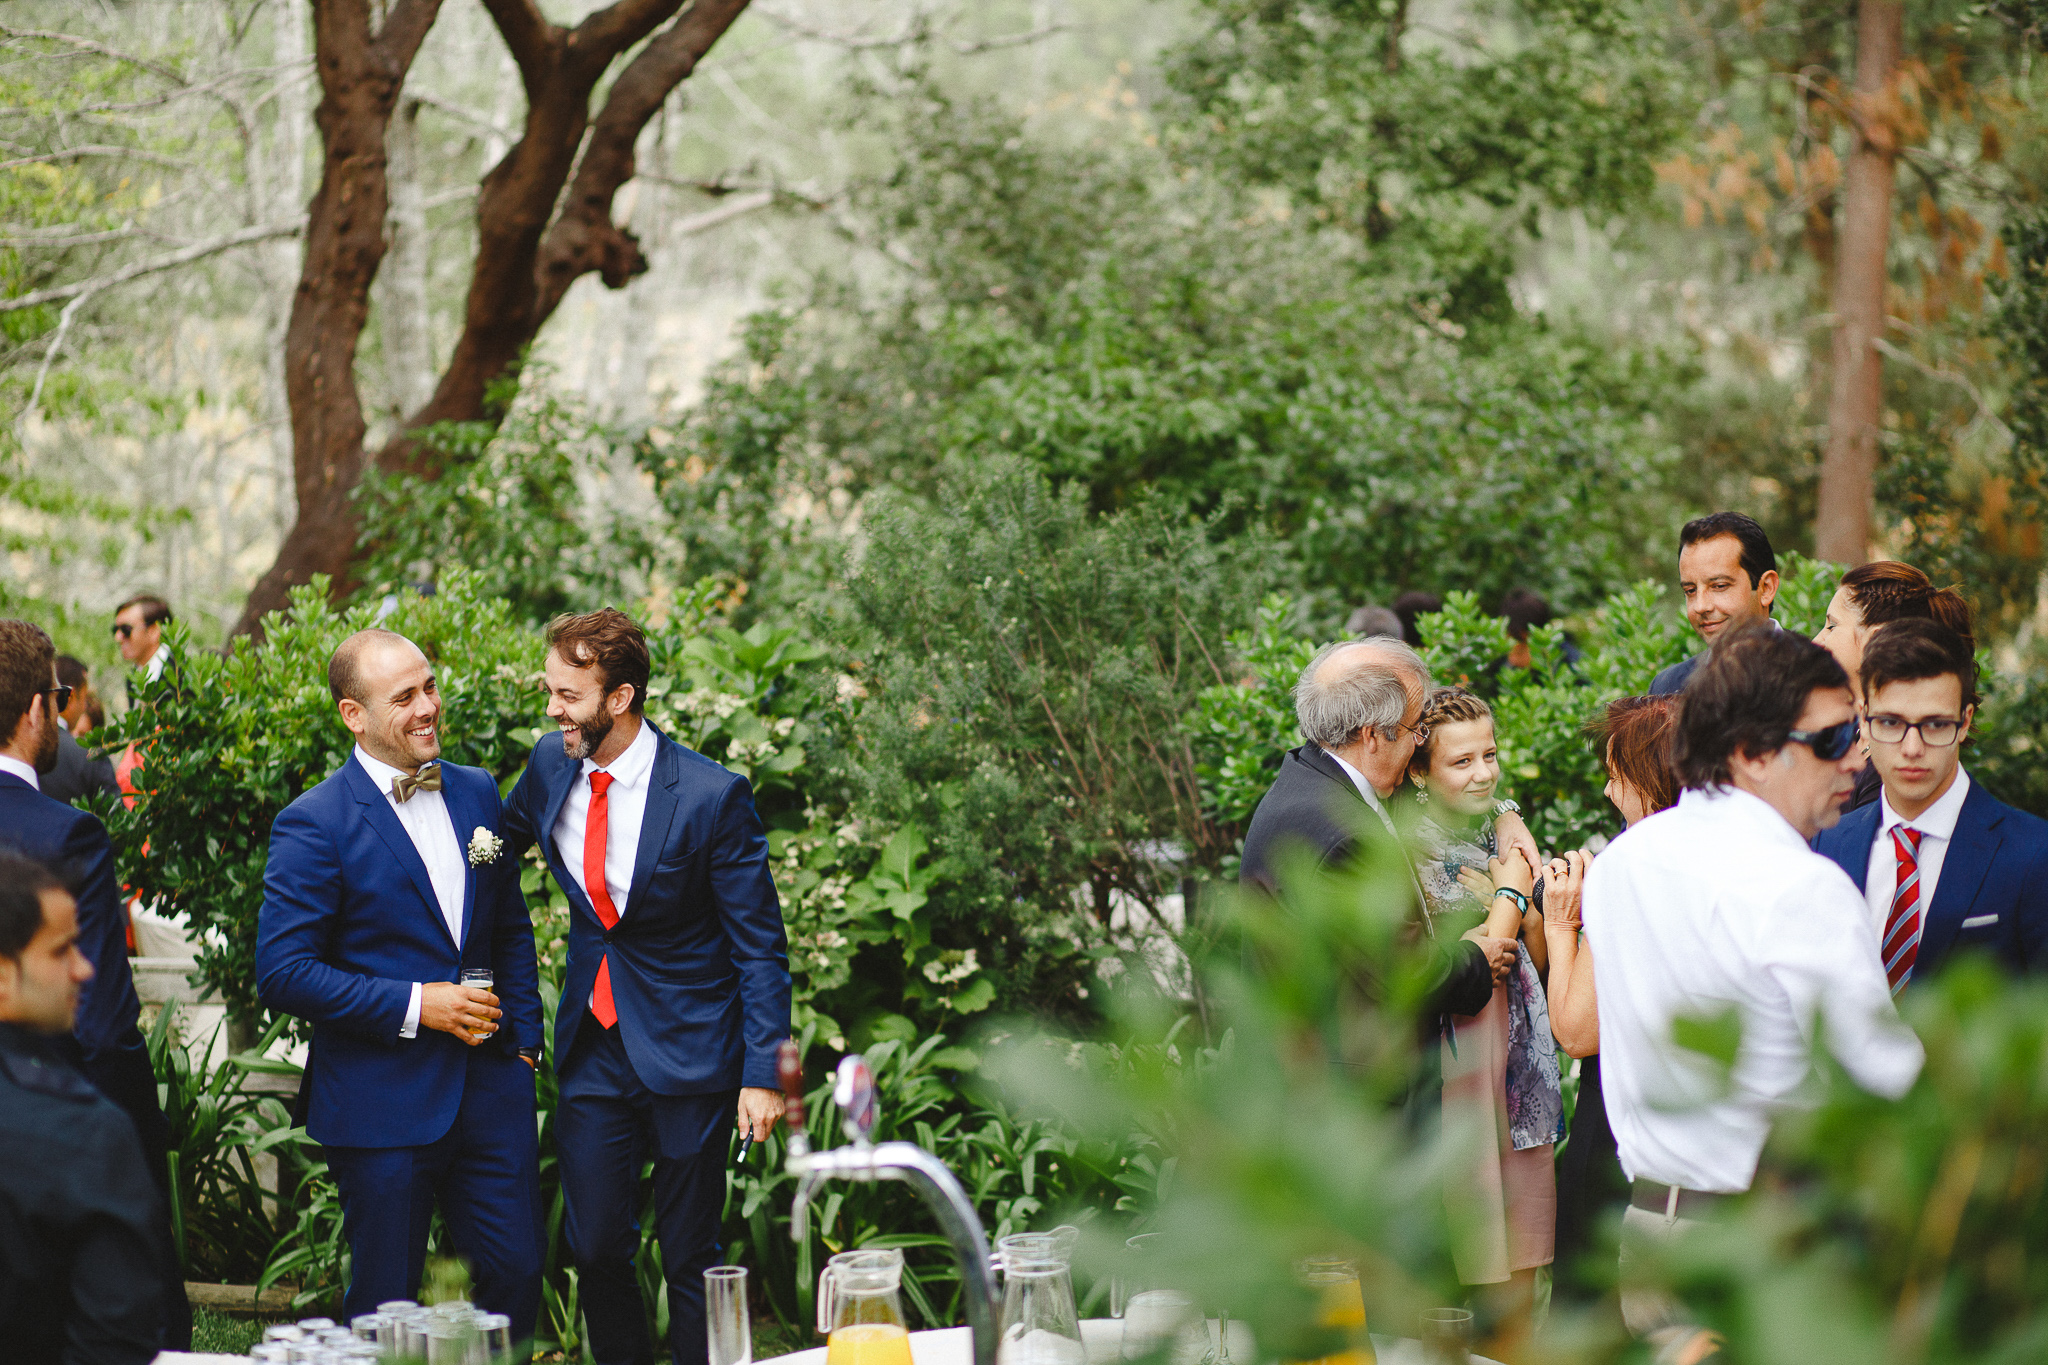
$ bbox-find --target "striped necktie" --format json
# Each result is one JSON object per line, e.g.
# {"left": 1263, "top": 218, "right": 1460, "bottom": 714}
{"left": 1880, "top": 826, "right": 1924, "bottom": 995}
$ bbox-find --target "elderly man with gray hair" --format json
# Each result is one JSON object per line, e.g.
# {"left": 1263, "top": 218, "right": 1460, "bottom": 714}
{"left": 1240, "top": 637, "right": 1516, "bottom": 1014}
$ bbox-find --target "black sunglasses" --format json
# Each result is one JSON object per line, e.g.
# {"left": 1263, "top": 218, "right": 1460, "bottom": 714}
{"left": 111, "top": 623, "right": 135, "bottom": 639}
{"left": 42, "top": 684, "right": 74, "bottom": 714}
{"left": 1784, "top": 717, "right": 1860, "bottom": 763}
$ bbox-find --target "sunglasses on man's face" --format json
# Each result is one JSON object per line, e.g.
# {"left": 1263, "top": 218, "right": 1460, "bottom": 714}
{"left": 43, "top": 684, "right": 74, "bottom": 714}
{"left": 1784, "top": 717, "right": 1861, "bottom": 763}
{"left": 111, "top": 622, "right": 136, "bottom": 639}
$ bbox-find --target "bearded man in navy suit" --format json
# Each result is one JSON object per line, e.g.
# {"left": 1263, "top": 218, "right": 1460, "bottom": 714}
{"left": 1814, "top": 618, "right": 2048, "bottom": 988}
{"left": 501, "top": 608, "right": 791, "bottom": 1365}
{"left": 256, "top": 630, "right": 545, "bottom": 1336}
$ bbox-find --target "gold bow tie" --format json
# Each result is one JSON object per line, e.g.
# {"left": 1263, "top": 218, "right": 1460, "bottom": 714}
{"left": 391, "top": 762, "right": 443, "bottom": 803}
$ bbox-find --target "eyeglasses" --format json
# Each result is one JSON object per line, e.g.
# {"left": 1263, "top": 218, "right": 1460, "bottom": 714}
{"left": 1783, "top": 717, "right": 1861, "bottom": 762}
{"left": 1865, "top": 714, "right": 1966, "bottom": 748}
{"left": 1384, "top": 719, "right": 1431, "bottom": 744}
{"left": 111, "top": 623, "right": 135, "bottom": 639}
{"left": 42, "top": 684, "right": 74, "bottom": 714}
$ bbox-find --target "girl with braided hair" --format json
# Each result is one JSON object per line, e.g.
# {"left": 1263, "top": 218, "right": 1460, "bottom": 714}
{"left": 1400, "top": 685, "right": 1562, "bottom": 1347}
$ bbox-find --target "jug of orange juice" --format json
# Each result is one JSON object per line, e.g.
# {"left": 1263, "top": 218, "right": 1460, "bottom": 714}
{"left": 1290, "top": 1257, "right": 1376, "bottom": 1365}
{"left": 820, "top": 1249, "right": 915, "bottom": 1365}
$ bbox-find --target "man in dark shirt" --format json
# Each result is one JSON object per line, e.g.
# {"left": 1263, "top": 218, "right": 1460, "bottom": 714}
{"left": 43, "top": 656, "right": 118, "bottom": 807}
{"left": 0, "top": 852, "right": 168, "bottom": 1365}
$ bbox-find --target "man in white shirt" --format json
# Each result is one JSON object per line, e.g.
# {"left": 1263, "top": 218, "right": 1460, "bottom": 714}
{"left": 256, "top": 629, "right": 545, "bottom": 1337}
{"left": 502, "top": 608, "right": 790, "bottom": 1365}
{"left": 1585, "top": 620, "right": 1923, "bottom": 1340}
{"left": 1816, "top": 617, "right": 2048, "bottom": 985}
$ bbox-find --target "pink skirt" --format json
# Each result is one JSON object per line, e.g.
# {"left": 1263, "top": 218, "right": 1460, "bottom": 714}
{"left": 1441, "top": 980, "right": 1556, "bottom": 1284}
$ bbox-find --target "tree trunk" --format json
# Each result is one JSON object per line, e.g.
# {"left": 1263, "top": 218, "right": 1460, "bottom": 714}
{"left": 1814, "top": 0, "right": 1904, "bottom": 566}
{"left": 232, "top": 0, "right": 753, "bottom": 637}
{"left": 376, "top": 97, "right": 436, "bottom": 422}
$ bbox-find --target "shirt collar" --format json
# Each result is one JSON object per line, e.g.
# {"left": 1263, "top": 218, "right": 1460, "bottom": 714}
{"left": 145, "top": 644, "right": 170, "bottom": 682}
{"left": 581, "top": 716, "right": 657, "bottom": 785}
{"left": 353, "top": 745, "right": 435, "bottom": 797}
{"left": 1677, "top": 783, "right": 1811, "bottom": 850}
{"left": 0, "top": 754, "right": 39, "bottom": 791}
{"left": 1879, "top": 767, "right": 1971, "bottom": 842}
{"left": 1321, "top": 747, "right": 1386, "bottom": 811}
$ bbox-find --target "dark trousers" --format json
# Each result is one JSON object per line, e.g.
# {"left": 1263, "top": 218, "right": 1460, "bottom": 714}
{"left": 78, "top": 1031, "right": 191, "bottom": 1351}
{"left": 557, "top": 1017, "right": 735, "bottom": 1365}
{"left": 325, "top": 1048, "right": 544, "bottom": 1342}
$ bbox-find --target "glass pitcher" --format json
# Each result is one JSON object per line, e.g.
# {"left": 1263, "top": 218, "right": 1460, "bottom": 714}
{"left": 818, "top": 1249, "right": 915, "bottom": 1365}
{"left": 1288, "top": 1257, "right": 1376, "bottom": 1365}
{"left": 997, "top": 1238, "right": 1085, "bottom": 1365}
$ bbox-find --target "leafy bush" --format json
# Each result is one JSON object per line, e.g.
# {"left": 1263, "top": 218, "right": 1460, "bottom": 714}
{"left": 1191, "top": 554, "right": 1845, "bottom": 853}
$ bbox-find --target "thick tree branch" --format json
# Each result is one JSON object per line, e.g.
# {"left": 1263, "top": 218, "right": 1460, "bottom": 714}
{"left": 0, "top": 220, "right": 304, "bottom": 311}
{"left": 477, "top": 0, "right": 558, "bottom": 86}
{"left": 532, "top": 0, "right": 751, "bottom": 322}
{"left": 571, "top": 0, "right": 692, "bottom": 77}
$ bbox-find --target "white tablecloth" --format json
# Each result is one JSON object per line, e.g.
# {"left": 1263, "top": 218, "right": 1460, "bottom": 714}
{"left": 758, "top": 1318, "right": 1503, "bottom": 1365}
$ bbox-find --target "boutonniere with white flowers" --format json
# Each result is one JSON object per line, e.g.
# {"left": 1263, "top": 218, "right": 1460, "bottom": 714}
{"left": 467, "top": 826, "right": 505, "bottom": 867}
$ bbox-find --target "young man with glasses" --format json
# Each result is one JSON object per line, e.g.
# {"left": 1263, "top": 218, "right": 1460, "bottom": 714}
{"left": 1583, "top": 620, "right": 1922, "bottom": 1349}
{"left": 1815, "top": 618, "right": 2048, "bottom": 988}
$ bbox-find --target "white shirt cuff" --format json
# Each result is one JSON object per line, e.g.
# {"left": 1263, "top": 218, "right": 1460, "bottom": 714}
{"left": 401, "top": 982, "right": 422, "bottom": 1039}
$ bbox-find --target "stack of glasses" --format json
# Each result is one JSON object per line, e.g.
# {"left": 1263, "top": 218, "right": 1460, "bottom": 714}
{"left": 242, "top": 1301, "right": 516, "bottom": 1364}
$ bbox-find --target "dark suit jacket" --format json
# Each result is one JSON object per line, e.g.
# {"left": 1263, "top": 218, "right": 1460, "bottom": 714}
{"left": 0, "top": 773, "right": 143, "bottom": 1071}
{"left": 1239, "top": 745, "right": 1492, "bottom": 1019}
{"left": 41, "top": 729, "right": 118, "bottom": 806}
{"left": 255, "top": 757, "right": 543, "bottom": 1148}
{"left": 1813, "top": 777, "right": 2048, "bottom": 982}
{"left": 501, "top": 723, "right": 791, "bottom": 1096}
{"left": 1648, "top": 652, "right": 1702, "bottom": 696}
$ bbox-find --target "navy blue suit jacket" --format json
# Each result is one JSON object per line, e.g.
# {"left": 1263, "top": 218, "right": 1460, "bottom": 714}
{"left": 0, "top": 772, "right": 143, "bottom": 1067}
{"left": 1813, "top": 777, "right": 2048, "bottom": 982}
{"left": 502, "top": 723, "right": 791, "bottom": 1096}
{"left": 1649, "top": 652, "right": 1702, "bottom": 696}
{"left": 255, "top": 757, "right": 543, "bottom": 1148}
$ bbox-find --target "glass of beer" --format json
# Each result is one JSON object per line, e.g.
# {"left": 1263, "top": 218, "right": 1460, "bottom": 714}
{"left": 460, "top": 967, "right": 495, "bottom": 1041}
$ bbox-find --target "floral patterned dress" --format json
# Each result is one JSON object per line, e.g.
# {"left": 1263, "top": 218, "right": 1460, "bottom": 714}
{"left": 1410, "top": 810, "right": 1564, "bottom": 1282}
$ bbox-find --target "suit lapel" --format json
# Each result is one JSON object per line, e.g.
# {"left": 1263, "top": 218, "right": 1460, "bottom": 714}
{"left": 1831, "top": 803, "right": 1882, "bottom": 892}
{"left": 1918, "top": 782, "right": 2001, "bottom": 972}
{"left": 539, "top": 744, "right": 578, "bottom": 871}
{"left": 624, "top": 729, "right": 682, "bottom": 919}
{"left": 441, "top": 769, "right": 480, "bottom": 949}
{"left": 343, "top": 759, "right": 456, "bottom": 950}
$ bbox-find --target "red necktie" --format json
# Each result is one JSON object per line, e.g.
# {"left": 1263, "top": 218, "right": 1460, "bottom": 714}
{"left": 585, "top": 771, "right": 620, "bottom": 1028}
{"left": 1881, "top": 826, "right": 1924, "bottom": 995}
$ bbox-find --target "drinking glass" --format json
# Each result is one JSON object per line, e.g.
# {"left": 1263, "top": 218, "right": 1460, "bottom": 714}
{"left": 265, "top": 1325, "right": 307, "bottom": 1344}
{"left": 251, "top": 1346, "right": 291, "bottom": 1363}
{"left": 474, "top": 1313, "right": 514, "bottom": 1365}
{"left": 393, "top": 1312, "right": 431, "bottom": 1363}
{"left": 1118, "top": 1290, "right": 1193, "bottom": 1362}
{"left": 426, "top": 1315, "right": 477, "bottom": 1365}
{"left": 1110, "top": 1233, "right": 1162, "bottom": 1318}
{"left": 377, "top": 1301, "right": 420, "bottom": 1317}
{"left": 1417, "top": 1308, "right": 1473, "bottom": 1365}
{"left": 299, "top": 1319, "right": 339, "bottom": 1333}
{"left": 706, "top": 1265, "right": 751, "bottom": 1365}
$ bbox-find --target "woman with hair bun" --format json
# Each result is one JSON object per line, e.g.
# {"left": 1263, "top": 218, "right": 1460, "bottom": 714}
{"left": 1814, "top": 561, "right": 1975, "bottom": 810}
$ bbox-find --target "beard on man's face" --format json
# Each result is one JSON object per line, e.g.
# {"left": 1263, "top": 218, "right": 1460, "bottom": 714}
{"left": 561, "top": 701, "right": 615, "bottom": 762}
{"left": 32, "top": 708, "right": 60, "bottom": 775}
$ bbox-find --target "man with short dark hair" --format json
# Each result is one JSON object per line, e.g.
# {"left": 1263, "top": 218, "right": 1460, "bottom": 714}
{"left": 0, "top": 619, "right": 185, "bottom": 1350}
{"left": 1814, "top": 619, "right": 2048, "bottom": 986}
{"left": 1649, "top": 513, "right": 1780, "bottom": 695}
{"left": 110, "top": 595, "right": 171, "bottom": 679}
{"left": 0, "top": 853, "right": 170, "bottom": 1365}
{"left": 1585, "top": 622, "right": 1922, "bottom": 1342}
{"left": 501, "top": 607, "right": 790, "bottom": 1365}
{"left": 256, "top": 628, "right": 545, "bottom": 1335}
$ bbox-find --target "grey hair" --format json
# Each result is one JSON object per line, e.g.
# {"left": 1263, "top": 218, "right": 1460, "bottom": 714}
{"left": 1292, "top": 638, "right": 1434, "bottom": 749}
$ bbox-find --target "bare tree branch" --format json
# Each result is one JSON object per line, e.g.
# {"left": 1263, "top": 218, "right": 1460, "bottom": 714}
{"left": 0, "top": 144, "right": 207, "bottom": 173}
{"left": 0, "top": 24, "right": 189, "bottom": 86}
{"left": 950, "top": 22, "right": 1070, "bottom": 54}
{"left": 0, "top": 220, "right": 304, "bottom": 312}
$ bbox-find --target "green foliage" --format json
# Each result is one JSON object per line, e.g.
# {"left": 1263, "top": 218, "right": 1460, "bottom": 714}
{"left": 1191, "top": 555, "right": 1844, "bottom": 852}
{"left": 354, "top": 388, "right": 635, "bottom": 621}
{"left": 835, "top": 458, "right": 1276, "bottom": 1018}
{"left": 1162, "top": 0, "right": 1685, "bottom": 322}
{"left": 652, "top": 83, "right": 1691, "bottom": 625}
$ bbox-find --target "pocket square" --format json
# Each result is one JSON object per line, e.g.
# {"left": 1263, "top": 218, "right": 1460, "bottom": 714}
{"left": 1961, "top": 913, "right": 2000, "bottom": 929}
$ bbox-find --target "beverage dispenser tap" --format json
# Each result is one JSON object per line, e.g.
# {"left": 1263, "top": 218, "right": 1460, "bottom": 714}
{"left": 779, "top": 1040, "right": 1002, "bottom": 1365}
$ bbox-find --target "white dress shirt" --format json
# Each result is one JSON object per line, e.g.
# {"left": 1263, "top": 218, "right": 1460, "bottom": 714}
{"left": 1864, "top": 769, "right": 1971, "bottom": 940}
{"left": 552, "top": 719, "right": 658, "bottom": 920}
{"left": 1585, "top": 786, "right": 1923, "bottom": 1193}
{"left": 353, "top": 746, "right": 467, "bottom": 1039}
{"left": 0, "top": 753, "right": 39, "bottom": 789}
